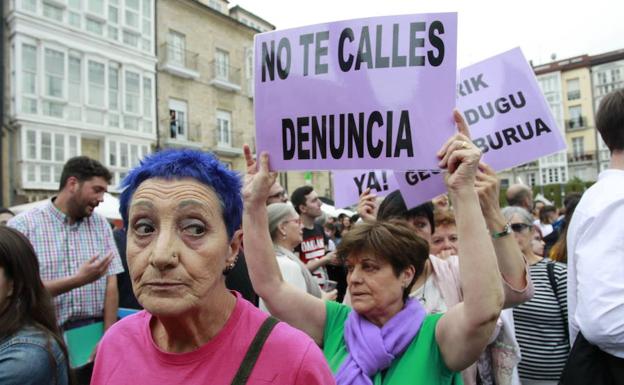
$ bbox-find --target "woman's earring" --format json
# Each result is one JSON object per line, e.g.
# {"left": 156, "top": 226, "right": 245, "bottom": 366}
{"left": 281, "top": 231, "right": 287, "bottom": 239}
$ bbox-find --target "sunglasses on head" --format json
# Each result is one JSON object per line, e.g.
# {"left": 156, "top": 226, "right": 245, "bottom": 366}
{"left": 510, "top": 223, "right": 531, "bottom": 233}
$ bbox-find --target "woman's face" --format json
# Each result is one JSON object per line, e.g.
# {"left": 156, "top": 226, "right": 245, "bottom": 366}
{"left": 280, "top": 214, "right": 303, "bottom": 248}
{"left": 509, "top": 213, "right": 533, "bottom": 254}
{"left": 0, "top": 267, "right": 13, "bottom": 313}
{"left": 532, "top": 231, "right": 545, "bottom": 256}
{"left": 346, "top": 253, "right": 414, "bottom": 325}
{"left": 342, "top": 217, "right": 351, "bottom": 228}
{"left": 126, "top": 178, "right": 241, "bottom": 317}
{"left": 408, "top": 215, "right": 432, "bottom": 245}
{"left": 430, "top": 224, "right": 458, "bottom": 257}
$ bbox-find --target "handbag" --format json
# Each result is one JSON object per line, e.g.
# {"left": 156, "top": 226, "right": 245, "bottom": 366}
{"left": 559, "top": 331, "right": 624, "bottom": 385}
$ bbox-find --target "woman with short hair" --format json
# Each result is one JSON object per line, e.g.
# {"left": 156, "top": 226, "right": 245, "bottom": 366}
{"left": 502, "top": 206, "right": 569, "bottom": 384}
{"left": 0, "top": 226, "right": 71, "bottom": 385}
{"left": 243, "top": 113, "right": 505, "bottom": 384}
{"left": 261, "top": 203, "right": 323, "bottom": 312}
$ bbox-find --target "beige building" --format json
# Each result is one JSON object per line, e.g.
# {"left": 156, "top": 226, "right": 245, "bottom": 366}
{"left": 500, "top": 49, "right": 624, "bottom": 192}
{"left": 156, "top": 0, "right": 333, "bottom": 201}
{"left": 544, "top": 56, "right": 598, "bottom": 182}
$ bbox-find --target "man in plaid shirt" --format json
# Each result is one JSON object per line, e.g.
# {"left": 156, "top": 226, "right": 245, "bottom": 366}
{"left": 9, "top": 156, "right": 124, "bottom": 331}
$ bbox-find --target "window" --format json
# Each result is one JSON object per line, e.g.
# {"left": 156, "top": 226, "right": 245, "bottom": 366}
{"left": 22, "top": 44, "right": 38, "bottom": 114}
{"left": 208, "top": 0, "right": 221, "bottom": 11}
{"left": 130, "top": 144, "right": 138, "bottom": 166}
{"left": 168, "top": 31, "right": 186, "bottom": 67}
{"left": 245, "top": 47, "right": 254, "bottom": 96}
{"left": 142, "top": 0, "right": 151, "bottom": 18}
{"left": 216, "top": 110, "right": 231, "bottom": 146}
{"left": 44, "top": 48, "right": 65, "bottom": 98}
{"left": 69, "top": 136, "right": 78, "bottom": 157}
{"left": 215, "top": 49, "right": 229, "bottom": 81}
{"left": 54, "top": 134, "right": 65, "bottom": 161}
{"left": 41, "top": 132, "right": 52, "bottom": 160}
{"left": 597, "top": 72, "right": 608, "bottom": 85}
{"left": 568, "top": 105, "right": 583, "bottom": 129}
{"left": 87, "top": 0, "right": 104, "bottom": 15}
{"left": 566, "top": 78, "right": 580, "bottom": 100}
{"left": 169, "top": 99, "right": 187, "bottom": 139}
{"left": 120, "top": 142, "right": 128, "bottom": 167}
{"left": 109, "top": 65, "right": 120, "bottom": 126}
{"left": 22, "top": 130, "right": 77, "bottom": 186}
{"left": 107, "top": 139, "right": 149, "bottom": 187}
{"left": 26, "top": 130, "right": 37, "bottom": 159}
{"left": 68, "top": 57, "right": 82, "bottom": 104}
{"left": 88, "top": 61, "right": 106, "bottom": 107}
{"left": 572, "top": 137, "right": 584, "bottom": 158}
{"left": 125, "top": 0, "right": 140, "bottom": 29}
{"left": 21, "top": 0, "right": 37, "bottom": 12}
{"left": 142, "top": 77, "right": 152, "bottom": 132}
{"left": 125, "top": 71, "right": 140, "bottom": 114}
{"left": 123, "top": 31, "right": 139, "bottom": 48}
{"left": 109, "top": 5, "right": 119, "bottom": 23}
{"left": 43, "top": 3, "right": 64, "bottom": 22}
{"left": 43, "top": 102, "right": 64, "bottom": 118}
{"left": 141, "top": 0, "right": 152, "bottom": 53}
{"left": 68, "top": 56, "right": 82, "bottom": 121}
{"left": 528, "top": 173, "right": 536, "bottom": 187}
{"left": 86, "top": 18, "right": 104, "bottom": 35}
{"left": 69, "top": 12, "right": 82, "bottom": 27}
{"left": 109, "top": 141, "right": 118, "bottom": 166}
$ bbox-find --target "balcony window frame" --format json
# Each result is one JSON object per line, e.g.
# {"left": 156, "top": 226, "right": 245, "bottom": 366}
{"left": 216, "top": 109, "right": 232, "bottom": 147}
{"left": 168, "top": 99, "right": 188, "bottom": 140}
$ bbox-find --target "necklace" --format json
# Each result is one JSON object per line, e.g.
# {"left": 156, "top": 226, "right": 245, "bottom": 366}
{"left": 419, "top": 263, "right": 429, "bottom": 305}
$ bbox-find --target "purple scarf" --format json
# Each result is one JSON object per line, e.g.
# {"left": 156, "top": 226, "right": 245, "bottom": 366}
{"left": 335, "top": 299, "right": 426, "bottom": 385}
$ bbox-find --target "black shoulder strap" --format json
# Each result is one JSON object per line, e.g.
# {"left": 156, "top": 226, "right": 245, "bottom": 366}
{"left": 547, "top": 261, "right": 569, "bottom": 339}
{"left": 547, "top": 261, "right": 558, "bottom": 298}
{"left": 230, "top": 316, "right": 279, "bottom": 385}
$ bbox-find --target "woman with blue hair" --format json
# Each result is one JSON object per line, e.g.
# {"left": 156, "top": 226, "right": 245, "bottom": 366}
{"left": 91, "top": 149, "right": 334, "bottom": 385}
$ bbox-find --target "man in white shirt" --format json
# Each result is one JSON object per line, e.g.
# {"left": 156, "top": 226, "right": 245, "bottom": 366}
{"left": 567, "top": 88, "right": 624, "bottom": 360}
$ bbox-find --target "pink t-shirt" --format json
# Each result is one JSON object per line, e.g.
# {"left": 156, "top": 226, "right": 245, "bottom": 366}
{"left": 91, "top": 292, "right": 335, "bottom": 385}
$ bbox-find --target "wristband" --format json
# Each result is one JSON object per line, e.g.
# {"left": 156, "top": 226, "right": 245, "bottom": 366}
{"left": 491, "top": 223, "right": 512, "bottom": 239}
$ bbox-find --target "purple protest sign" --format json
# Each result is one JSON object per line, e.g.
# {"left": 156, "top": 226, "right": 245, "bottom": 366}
{"left": 332, "top": 170, "right": 399, "bottom": 208}
{"left": 394, "top": 170, "right": 447, "bottom": 208}
{"left": 463, "top": 47, "right": 566, "bottom": 169}
{"left": 396, "top": 47, "right": 567, "bottom": 208}
{"left": 254, "top": 13, "right": 457, "bottom": 171}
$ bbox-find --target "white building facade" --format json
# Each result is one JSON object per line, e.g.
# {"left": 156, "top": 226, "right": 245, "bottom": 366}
{"left": 592, "top": 57, "right": 624, "bottom": 172}
{"left": 5, "top": 0, "right": 156, "bottom": 202}
{"left": 535, "top": 71, "right": 569, "bottom": 185}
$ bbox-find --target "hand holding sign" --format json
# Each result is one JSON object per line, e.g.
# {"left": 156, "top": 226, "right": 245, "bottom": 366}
{"left": 243, "top": 145, "right": 277, "bottom": 207}
{"left": 356, "top": 188, "right": 378, "bottom": 223}
{"left": 437, "top": 110, "right": 482, "bottom": 194}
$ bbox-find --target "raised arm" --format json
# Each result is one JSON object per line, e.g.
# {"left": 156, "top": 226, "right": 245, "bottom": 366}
{"left": 356, "top": 188, "right": 378, "bottom": 222}
{"left": 435, "top": 111, "right": 504, "bottom": 371}
{"left": 242, "top": 145, "right": 327, "bottom": 345}
{"left": 475, "top": 162, "right": 534, "bottom": 307}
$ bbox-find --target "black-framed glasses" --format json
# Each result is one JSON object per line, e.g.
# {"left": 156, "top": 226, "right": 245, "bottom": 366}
{"left": 510, "top": 223, "right": 531, "bottom": 233}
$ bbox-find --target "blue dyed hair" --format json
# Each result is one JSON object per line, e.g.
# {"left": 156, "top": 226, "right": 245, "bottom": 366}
{"left": 119, "top": 149, "right": 242, "bottom": 238}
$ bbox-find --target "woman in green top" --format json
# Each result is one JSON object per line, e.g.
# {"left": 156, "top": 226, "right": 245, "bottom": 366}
{"left": 242, "top": 111, "right": 505, "bottom": 384}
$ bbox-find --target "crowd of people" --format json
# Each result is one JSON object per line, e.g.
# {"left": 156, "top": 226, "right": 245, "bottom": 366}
{"left": 0, "top": 90, "right": 623, "bottom": 385}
